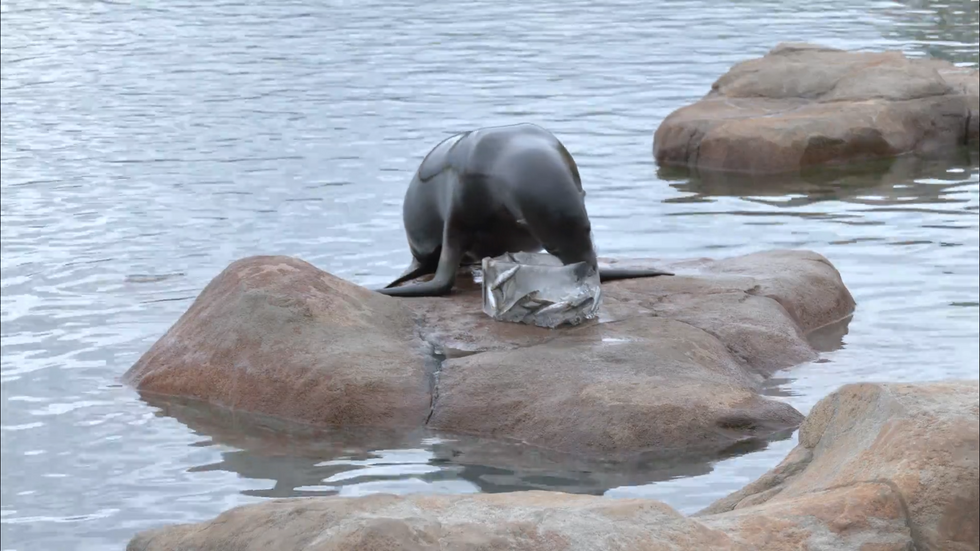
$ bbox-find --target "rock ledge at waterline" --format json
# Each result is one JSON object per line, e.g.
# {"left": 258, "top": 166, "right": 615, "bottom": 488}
{"left": 123, "top": 249, "right": 854, "bottom": 459}
{"left": 128, "top": 380, "right": 980, "bottom": 551}
{"left": 653, "top": 42, "right": 980, "bottom": 174}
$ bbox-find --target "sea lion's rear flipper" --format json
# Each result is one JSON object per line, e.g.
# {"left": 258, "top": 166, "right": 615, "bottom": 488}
{"left": 598, "top": 267, "right": 674, "bottom": 282}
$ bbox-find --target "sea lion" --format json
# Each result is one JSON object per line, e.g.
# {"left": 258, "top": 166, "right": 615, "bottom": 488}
{"left": 378, "top": 123, "right": 672, "bottom": 297}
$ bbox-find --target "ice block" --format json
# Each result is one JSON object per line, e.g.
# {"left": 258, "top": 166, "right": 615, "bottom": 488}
{"left": 481, "top": 251, "right": 601, "bottom": 329}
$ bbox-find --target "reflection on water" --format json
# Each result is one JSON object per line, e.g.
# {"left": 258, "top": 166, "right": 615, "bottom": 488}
{"left": 803, "top": 315, "right": 855, "bottom": 354}
{"left": 1, "top": 0, "right": 978, "bottom": 548}
{"left": 141, "top": 393, "right": 794, "bottom": 500}
{"left": 662, "top": 147, "right": 980, "bottom": 209}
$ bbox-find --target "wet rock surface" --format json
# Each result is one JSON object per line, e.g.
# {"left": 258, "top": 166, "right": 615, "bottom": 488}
{"left": 654, "top": 42, "right": 980, "bottom": 174}
{"left": 124, "top": 249, "right": 855, "bottom": 459}
{"left": 128, "top": 381, "right": 979, "bottom": 551}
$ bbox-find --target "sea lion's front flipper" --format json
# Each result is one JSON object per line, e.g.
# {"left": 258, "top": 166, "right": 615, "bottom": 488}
{"left": 376, "top": 230, "right": 465, "bottom": 297}
{"left": 383, "top": 258, "right": 436, "bottom": 289}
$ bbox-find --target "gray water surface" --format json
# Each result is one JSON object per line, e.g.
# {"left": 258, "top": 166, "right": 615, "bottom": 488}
{"left": 2, "top": 0, "right": 978, "bottom": 549}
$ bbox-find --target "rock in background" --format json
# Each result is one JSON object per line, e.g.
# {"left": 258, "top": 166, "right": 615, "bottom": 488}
{"left": 654, "top": 42, "right": 979, "bottom": 174}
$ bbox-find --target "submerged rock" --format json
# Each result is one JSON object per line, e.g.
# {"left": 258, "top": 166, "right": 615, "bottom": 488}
{"left": 124, "top": 249, "right": 854, "bottom": 459}
{"left": 654, "top": 42, "right": 980, "bottom": 174}
{"left": 128, "top": 381, "right": 978, "bottom": 551}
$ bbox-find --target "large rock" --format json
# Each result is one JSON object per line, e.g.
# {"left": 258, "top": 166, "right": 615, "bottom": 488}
{"left": 699, "top": 380, "right": 980, "bottom": 551}
{"left": 122, "top": 256, "right": 433, "bottom": 429}
{"left": 654, "top": 42, "right": 980, "bottom": 174}
{"left": 128, "top": 381, "right": 979, "bottom": 551}
{"left": 124, "top": 249, "right": 855, "bottom": 459}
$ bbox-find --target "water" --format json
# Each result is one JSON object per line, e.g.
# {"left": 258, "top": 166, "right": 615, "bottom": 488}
{"left": 1, "top": 0, "right": 977, "bottom": 548}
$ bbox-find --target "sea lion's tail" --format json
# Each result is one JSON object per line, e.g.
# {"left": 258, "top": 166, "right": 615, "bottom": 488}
{"left": 598, "top": 268, "right": 673, "bottom": 282}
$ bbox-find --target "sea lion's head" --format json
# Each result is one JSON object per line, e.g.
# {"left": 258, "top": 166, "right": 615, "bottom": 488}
{"left": 529, "top": 204, "right": 598, "bottom": 278}
{"left": 512, "top": 149, "right": 598, "bottom": 278}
